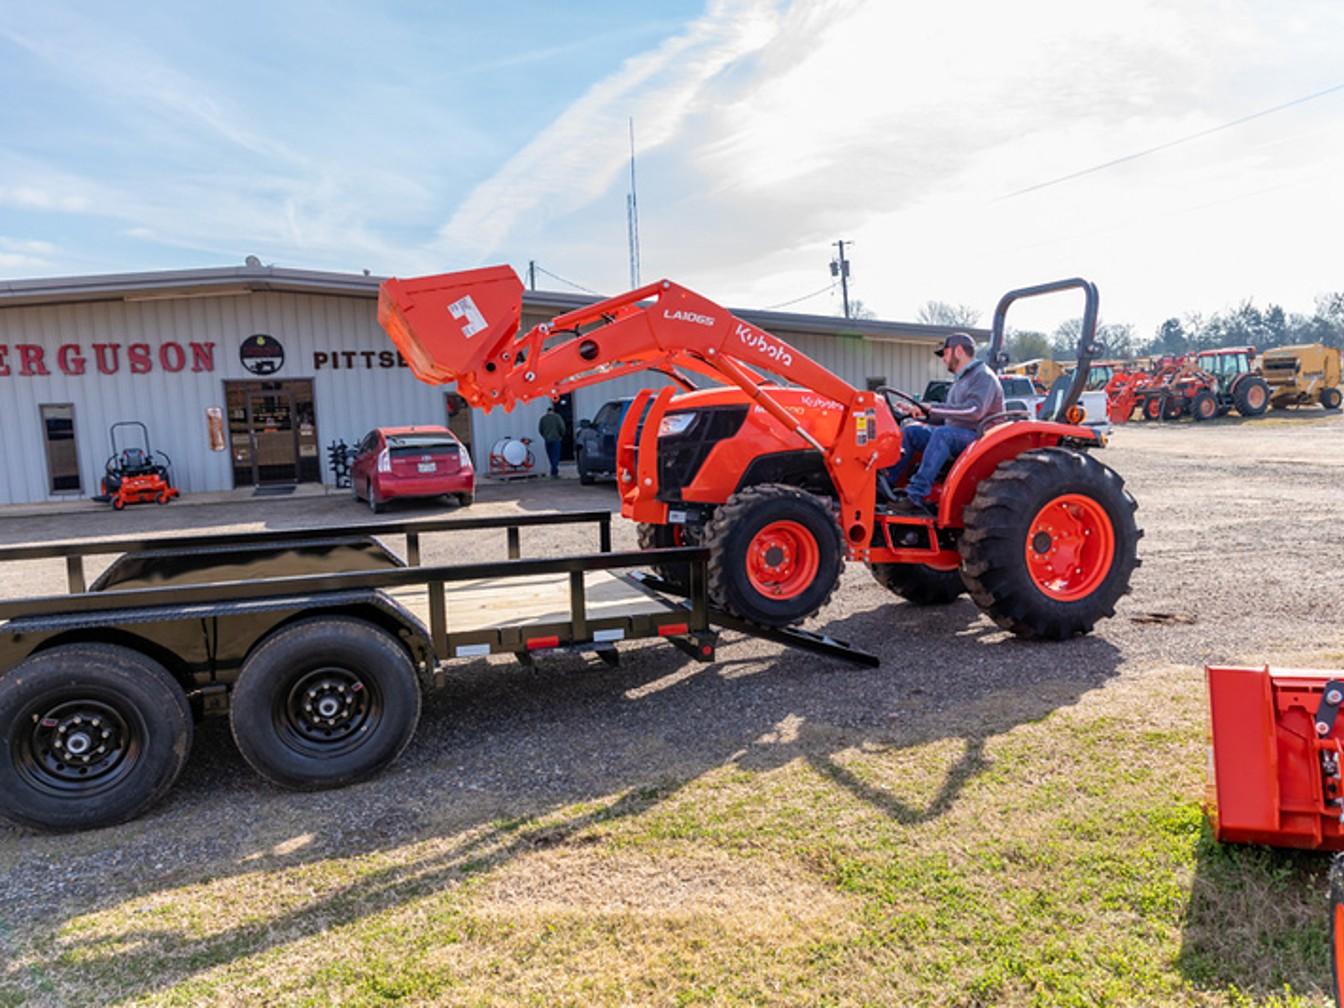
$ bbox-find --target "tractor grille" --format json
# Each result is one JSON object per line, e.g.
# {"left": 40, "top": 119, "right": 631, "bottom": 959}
{"left": 656, "top": 406, "right": 748, "bottom": 501}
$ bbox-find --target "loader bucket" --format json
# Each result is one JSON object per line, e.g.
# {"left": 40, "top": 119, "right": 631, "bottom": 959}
{"left": 1206, "top": 664, "right": 1344, "bottom": 850}
{"left": 378, "top": 265, "right": 525, "bottom": 403}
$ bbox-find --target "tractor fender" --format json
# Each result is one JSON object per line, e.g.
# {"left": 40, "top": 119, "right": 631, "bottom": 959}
{"left": 936, "top": 421, "right": 1101, "bottom": 528}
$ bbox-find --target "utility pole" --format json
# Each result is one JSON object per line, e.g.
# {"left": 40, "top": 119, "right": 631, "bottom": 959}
{"left": 527, "top": 260, "right": 536, "bottom": 290}
{"left": 830, "top": 240, "right": 852, "bottom": 318}
{"left": 626, "top": 118, "right": 641, "bottom": 289}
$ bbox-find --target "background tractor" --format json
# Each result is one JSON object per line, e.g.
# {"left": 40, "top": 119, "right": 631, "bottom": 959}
{"left": 378, "top": 269, "right": 1140, "bottom": 639}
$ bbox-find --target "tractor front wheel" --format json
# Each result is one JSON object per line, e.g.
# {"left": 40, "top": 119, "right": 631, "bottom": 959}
{"left": 1162, "top": 395, "right": 1185, "bottom": 420}
{"left": 868, "top": 562, "right": 965, "bottom": 606}
{"left": 637, "top": 522, "right": 696, "bottom": 592}
{"left": 704, "top": 484, "right": 843, "bottom": 627}
{"left": 959, "top": 449, "right": 1141, "bottom": 639}
{"left": 1191, "top": 390, "right": 1217, "bottom": 421}
{"left": 1142, "top": 396, "right": 1165, "bottom": 421}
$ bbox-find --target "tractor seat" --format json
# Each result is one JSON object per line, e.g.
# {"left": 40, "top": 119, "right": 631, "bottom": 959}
{"left": 119, "top": 449, "right": 154, "bottom": 475}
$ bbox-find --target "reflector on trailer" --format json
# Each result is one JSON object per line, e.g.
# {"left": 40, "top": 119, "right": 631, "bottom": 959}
{"left": 1206, "top": 664, "right": 1344, "bottom": 850}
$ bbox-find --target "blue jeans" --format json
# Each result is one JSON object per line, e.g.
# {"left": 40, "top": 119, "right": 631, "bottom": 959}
{"left": 545, "top": 439, "right": 562, "bottom": 476}
{"left": 884, "top": 423, "right": 976, "bottom": 501}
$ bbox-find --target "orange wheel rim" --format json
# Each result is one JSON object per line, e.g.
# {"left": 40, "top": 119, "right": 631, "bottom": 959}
{"left": 746, "top": 520, "right": 819, "bottom": 600}
{"left": 1024, "top": 494, "right": 1115, "bottom": 601}
{"left": 1199, "top": 398, "right": 1215, "bottom": 418}
{"left": 1249, "top": 385, "right": 1266, "bottom": 408}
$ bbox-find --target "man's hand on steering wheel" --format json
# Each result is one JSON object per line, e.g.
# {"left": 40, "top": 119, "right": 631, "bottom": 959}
{"left": 879, "top": 386, "right": 929, "bottom": 422}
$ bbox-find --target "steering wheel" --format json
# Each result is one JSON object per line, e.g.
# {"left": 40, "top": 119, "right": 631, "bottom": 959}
{"left": 877, "top": 386, "right": 927, "bottom": 422}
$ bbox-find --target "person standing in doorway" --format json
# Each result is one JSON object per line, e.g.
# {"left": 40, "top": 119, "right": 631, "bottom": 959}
{"left": 538, "top": 405, "right": 566, "bottom": 478}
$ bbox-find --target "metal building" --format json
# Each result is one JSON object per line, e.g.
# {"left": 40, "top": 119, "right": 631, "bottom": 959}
{"left": 0, "top": 263, "right": 966, "bottom": 506}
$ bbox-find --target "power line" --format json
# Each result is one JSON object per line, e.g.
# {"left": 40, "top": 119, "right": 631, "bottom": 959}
{"left": 532, "top": 264, "right": 601, "bottom": 295}
{"left": 1000, "top": 81, "right": 1344, "bottom": 200}
{"left": 764, "top": 281, "right": 838, "bottom": 311}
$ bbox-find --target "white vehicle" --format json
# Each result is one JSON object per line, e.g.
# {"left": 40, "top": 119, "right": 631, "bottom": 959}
{"left": 999, "top": 375, "right": 1112, "bottom": 435}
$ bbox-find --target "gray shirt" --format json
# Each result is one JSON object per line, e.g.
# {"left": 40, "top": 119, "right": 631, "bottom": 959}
{"left": 927, "top": 359, "right": 1004, "bottom": 431}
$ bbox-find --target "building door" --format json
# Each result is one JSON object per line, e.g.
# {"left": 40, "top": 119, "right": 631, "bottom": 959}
{"left": 445, "top": 392, "right": 474, "bottom": 460}
{"left": 39, "top": 404, "right": 81, "bottom": 494}
{"left": 554, "top": 392, "right": 575, "bottom": 461}
{"left": 226, "top": 380, "right": 319, "bottom": 487}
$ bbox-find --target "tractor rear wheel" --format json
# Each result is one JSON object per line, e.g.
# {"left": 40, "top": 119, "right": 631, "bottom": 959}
{"left": 869, "top": 562, "right": 965, "bottom": 606}
{"left": 704, "top": 483, "right": 843, "bottom": 627}
{"left": 1322, "top": 387, "right": 1343, "bottom": 411}
{"left": 1233, "top": 376, "right": 1270, "bottom": 417}
{"left": 637, "top": 522, "right": 695, "bottom": 592}
{"left": 1191, "top": 390, "right": 1217, "bottom": 421}
{"left": 959, "top": 448, "right": 1141, "bottom": 640}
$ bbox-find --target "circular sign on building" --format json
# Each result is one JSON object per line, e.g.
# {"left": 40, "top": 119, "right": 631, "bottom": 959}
{"left": 240, "top": 334, "right": 285, "bottom": 375}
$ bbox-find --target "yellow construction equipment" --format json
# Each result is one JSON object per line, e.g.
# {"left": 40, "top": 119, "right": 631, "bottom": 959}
{"left": 1260, "top": 343, "right": 1343, "bottom": 411}
{"left": 1004, "top": 358, "right": 1068, "bottom": 389}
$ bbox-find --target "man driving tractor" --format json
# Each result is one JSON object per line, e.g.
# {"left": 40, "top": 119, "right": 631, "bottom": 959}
{"left": 883, "top": 331, "right": 1004, "bottom": 515}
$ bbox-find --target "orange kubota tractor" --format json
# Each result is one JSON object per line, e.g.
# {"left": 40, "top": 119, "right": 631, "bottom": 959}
{"left": 378, "top": 268, "right": 1141, "bottom": 637}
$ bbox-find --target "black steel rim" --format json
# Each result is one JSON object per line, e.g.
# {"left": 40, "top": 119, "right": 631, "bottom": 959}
{"left": 276, "top": 665, "right": 381, "bottom": 756}
{"left": 14, "top": 693, "right": 141, "bottom": 796}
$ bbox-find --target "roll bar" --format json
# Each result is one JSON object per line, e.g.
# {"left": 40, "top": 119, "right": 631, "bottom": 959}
{"left": 987, "top": 278, "right": 1102, "bottom": 422}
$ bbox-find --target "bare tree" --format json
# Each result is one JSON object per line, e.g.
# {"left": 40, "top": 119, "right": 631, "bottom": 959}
{"left": 916, "top": 300, "right": 981, "bottom": 328}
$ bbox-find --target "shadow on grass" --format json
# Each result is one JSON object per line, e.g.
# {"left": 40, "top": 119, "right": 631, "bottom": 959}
{"left": 1177, "top": 824, "right": 1332, "bottom": 1001}
{"left": 0, "top": 576, "right": 1123, "bottom": 1002}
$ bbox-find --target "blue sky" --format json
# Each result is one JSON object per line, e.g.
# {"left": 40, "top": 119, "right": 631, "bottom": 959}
{"left": 4, "top": 1, "right": 1344, "bottom": 337}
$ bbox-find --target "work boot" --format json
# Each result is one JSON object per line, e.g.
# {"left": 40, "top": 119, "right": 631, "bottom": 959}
{"left": 889, "top": 495, "right": 934, "bottom": 517}
{"left": 876, "top": 474, "right": 904, "bottom": 503}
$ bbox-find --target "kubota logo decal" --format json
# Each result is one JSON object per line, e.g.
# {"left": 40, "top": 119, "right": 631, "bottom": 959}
{"left": 663, "top": 309, "right": 716, "bottom": 326}
{"left": 737, "top": 323, "right": 793, "bottom": 367}
{"left": 449, "top": 295, "right": 488, "bottom": 338}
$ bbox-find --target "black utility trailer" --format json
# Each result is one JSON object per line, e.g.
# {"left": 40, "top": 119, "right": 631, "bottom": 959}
{"left": 0, "top": 511, "right": 874, "bottom": 832}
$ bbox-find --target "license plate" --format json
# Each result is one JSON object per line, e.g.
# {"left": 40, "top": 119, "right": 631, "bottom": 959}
{"left": 417, "top": 462, "right": 436, "bottom": 473}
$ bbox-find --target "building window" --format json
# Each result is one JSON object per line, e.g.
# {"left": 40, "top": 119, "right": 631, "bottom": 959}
{"left": 40, "top": 404, "right": 81, "bottom": 493}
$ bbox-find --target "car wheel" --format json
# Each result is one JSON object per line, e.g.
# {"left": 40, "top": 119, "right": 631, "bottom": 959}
{"left": 577, "top": 449, "right": 595, "bottom": 485}
{"left": 368, "top": 483, "right": 384, "bottom": 514}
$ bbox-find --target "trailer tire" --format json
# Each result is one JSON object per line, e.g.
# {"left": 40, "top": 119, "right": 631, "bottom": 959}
{"left": 868, "top": 562, "right": 965, "bottom": 606}
{"left": 959, "top": 448, "right": 1141, "bottom": 640}
{"left": 1322, "top": 387, "right": 1342, "bottom": 411}
{"left": 230, "top": 616, "right": 420, "bottom": 791}
{"left": 704, "top": 483, "right": 842, "bottom": 627}
{"left": 0, "top": 643, "right": 192, "bottom": 832}
{"left": 1233, "top": 376, "right": 1270, "bottom": 417}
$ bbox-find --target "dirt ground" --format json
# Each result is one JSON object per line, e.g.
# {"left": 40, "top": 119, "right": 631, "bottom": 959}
{"left": 1, "top": 409, "right": 1342, "bottom": 1006}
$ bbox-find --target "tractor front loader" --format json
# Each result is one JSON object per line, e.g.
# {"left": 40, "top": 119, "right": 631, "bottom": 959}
{"left": 378, "top": 267, "right": 1140, "bottom": 638}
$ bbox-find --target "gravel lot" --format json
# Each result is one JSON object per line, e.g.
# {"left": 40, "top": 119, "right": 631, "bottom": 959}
{"left": 0, "top": 410, "right": 1341, "bottom": 1003}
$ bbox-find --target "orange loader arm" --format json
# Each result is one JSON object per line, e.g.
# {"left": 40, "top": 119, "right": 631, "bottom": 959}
{"left": 378, "top": 265, "right": 894, "bottom": 556}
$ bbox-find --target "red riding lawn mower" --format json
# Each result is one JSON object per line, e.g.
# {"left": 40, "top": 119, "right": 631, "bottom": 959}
{"left": 92, "top": 421, "right": 180, "bottom": 510}
{"left": 378, "top": 267, "right": 1141, "bottom": 639}
{"left": 1205, "top": 664, "right": 1344, "bottom": 1004}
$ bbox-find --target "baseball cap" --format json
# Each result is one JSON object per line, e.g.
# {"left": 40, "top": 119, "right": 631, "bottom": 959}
{"left": 933, "top": 332, "right": 976, "bottom": 357}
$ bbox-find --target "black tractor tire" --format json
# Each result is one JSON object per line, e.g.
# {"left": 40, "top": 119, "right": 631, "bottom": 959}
{"left": 1329, "top": 853, "right": 1344, "bottom": 1007}
{"left": 1233, "top": 376, "right": 1271, "bottom": 417}
{"left": 576, "top": 449, "right": 595, "bottom": 485}
{"left": 868, "top": 562, "right": 965, "bottom": 606}
{"left": 0, "top": 643, "right": 192, "bottom": 831}
{"left": 1142, "top": 396, "right": 1165, "bottom": 422}
{"left": 229, "top": 616, "right": 421, "bottom": 791}
{"left": 1322, "top": 387, "right": 1343, "bottom": 411}
{"left": 1191, "top": 390, "right": 1218, "bottom": 421}
{"left": 637, "top": 521, "right": 696, "bottom": 592}
{"left": 703, "top": 483, "right": 843, "bottom": 627}
{"left": 959, "top": 448, "right": 1141, "bottom": 640}
{"left": 1162, "top": 395, "right": 1186, "bottom": 420}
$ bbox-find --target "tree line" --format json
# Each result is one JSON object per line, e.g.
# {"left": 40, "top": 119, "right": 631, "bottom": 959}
{"left": 915, "top": 295, "right": 1344, "bottom": 363}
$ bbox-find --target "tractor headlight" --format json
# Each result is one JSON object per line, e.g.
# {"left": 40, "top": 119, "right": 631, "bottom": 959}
{"left": 658, "top": 413, "right": 696, "bottom": 437}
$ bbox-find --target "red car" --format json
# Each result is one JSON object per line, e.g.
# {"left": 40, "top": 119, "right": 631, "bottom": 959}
{"left": 350, "top": 425, "right": 474, "bottom": 513}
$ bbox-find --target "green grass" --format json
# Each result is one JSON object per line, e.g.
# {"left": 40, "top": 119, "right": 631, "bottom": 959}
{"left": 0, "top": 666, "right": 1336, "bottom": 1006}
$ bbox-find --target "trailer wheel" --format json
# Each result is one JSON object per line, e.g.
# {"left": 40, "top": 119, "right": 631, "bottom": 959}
{"left": 0, "top": 644, "right": 192, "bottom": 831}
{"left": 1233, "top": 376, "right": 1270, "bottom": 417}
{"left": 229, "top": 616, "right": 420, "bottom": 790}
{"left": 960, "top": 449, "right": 1141, "bottom": 640}
{"left": 1191, "top": 390, "right": 1217, "bottom": 421}
{"left": 868, "top": 562, "right": 965, "bottom": 605}
{"left": 704, "top": 483, "right": 842, "bottom": 627}
{"left": 638, "top": 522, "right": 696, "bottom": 592}
{"left": 1323, "top": 387, "right": 1342, "bottom": 411}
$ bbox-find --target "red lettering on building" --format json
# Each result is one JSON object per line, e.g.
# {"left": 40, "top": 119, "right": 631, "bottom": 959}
{"left": 0, "top": 345, "right": 9, "bottom": 377}
{"left": 17, "top": 344, "right": 49, "bottom": 376}
{"left": 190, "top": 342, "right": 215, "bottom": 373}
{"left": 159, "top": 342, "right": 186, "bottom": 373}
{"left": 57, "top": 344, "right": 87, "bottom": 376}
{"left": 93, "top": 343, "right": 121, "bottom": 374}
{"left": 128, "top": 344, "right": 152, "bottom": 374}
